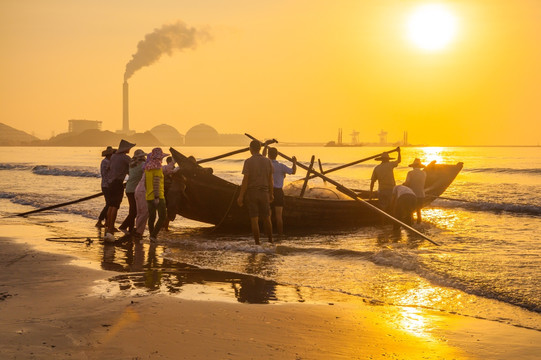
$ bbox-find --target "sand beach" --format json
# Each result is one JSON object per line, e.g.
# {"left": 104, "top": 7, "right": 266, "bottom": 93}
{"left": 1, "top": 221, "right": 541, "bottom": 360}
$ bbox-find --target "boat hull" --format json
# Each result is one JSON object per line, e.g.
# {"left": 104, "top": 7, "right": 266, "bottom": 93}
{"left": 169, "top": 148, "right": 463, "bottom": 231}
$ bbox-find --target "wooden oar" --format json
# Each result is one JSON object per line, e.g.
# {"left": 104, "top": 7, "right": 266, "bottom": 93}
{"left": 306, "top": 147, "right": 400, "bottom": 180}
{"left": 15, "top": 192, "right": 103, "bottom": 217}
{"left": 172, "top": 140, "right": 278, "bottom": 166}
{"left": 245, "top": 134, "right": 440, "bottom": 246}
{"left": 196, "top": 147, "right": 250, "bottom": 164}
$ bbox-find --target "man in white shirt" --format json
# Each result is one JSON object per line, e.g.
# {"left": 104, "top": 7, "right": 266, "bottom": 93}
{"left": 265, "top": 146, "right": 296, "bottom": 236}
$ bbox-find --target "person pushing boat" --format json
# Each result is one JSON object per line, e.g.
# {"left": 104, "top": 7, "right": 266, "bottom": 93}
{"left": 145, "top": 147, "right": 169, "bottom": 242}
{"left": 369, "top": 147, "right": 401, "bottom": 211}
{"left": 403, "top": 158, "right": 426, "bottom": 223}
{"left": 96, "top": 145, "right": 115, "bottom": 228}
{"left": 390, "top": 184, "right": 417, "bottom": 229}
{"left": 104, "top": 139, "right": 135, "bottom": 242}
{"left": 118, "top": 149, "right": 146, "bottom": 235}
{"left": 264, "top": 146, "right": 296, "bottom": 236}
{"left": 237, "top": 140, "right": 274, "bottom": 245}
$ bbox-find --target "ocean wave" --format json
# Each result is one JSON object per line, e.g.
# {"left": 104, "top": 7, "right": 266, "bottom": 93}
{"left": 1, "top": 163, "right": 100, "bottom": 178}
{"left": 211, "top": 158, "right": 244, "bottom": 164}
{"left": 0, "top": 163, "right": 33, "bottom": 170}
{"left": 31, "top": 165, "right": 99, "bottom": 178}
{"left": 277, "top": 245, "right": 541, "bottom": 314}
{"left": 275, "top": 245, "right": 374, "bottom": 259}
{"left": 432, "top": 199, "right": 541, "bottom": 216}
{"left": 0, "top": 191, "right": 17, "bottom": 199}
{"left": 464, "top": 167, "right": 541, "bottom": 175}
{"left": 164, "top": 238, "right": 277, "bottom": 254}
{"left": 166, "top": 239, "right": 541, "bottom": 314}
{"left": 1, "top": 191, "right": 102, "bottom": 219}
{"left": 369, "top": 249, "right": 541, "bottom": 314}
{"left": 4, "top": 192, "right": 59, "bottom": 209}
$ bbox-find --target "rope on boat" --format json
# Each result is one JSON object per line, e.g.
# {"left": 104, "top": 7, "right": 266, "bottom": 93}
{"left": 211, "top": 187, "right": 241, "bottom": 232}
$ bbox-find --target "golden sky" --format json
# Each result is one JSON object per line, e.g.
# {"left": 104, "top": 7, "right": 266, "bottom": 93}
{"left": 1, "top": 0, "right": 540, "bottom": 145}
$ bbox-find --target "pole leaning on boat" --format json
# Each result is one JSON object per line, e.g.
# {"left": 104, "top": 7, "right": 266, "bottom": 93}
{"left": 171, "top": 139, "right": 278, "bottom": 165}
{"left": 306, "top": 147, "right": 400, "bottom": 180}
{"left": 245, "top": 133, "right": 440, "bottom": 246}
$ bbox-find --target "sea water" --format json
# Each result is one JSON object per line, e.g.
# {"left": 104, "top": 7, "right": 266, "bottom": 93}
{"left": 0, "top": 146, "right": 540, "bottom": 330}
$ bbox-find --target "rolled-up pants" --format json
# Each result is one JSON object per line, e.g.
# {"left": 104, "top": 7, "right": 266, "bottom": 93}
{"left": 147, "top": 198, "right": 166, "bottom": 238}
{"left": 134, "top": 189, "right": 148, "bottom": 235}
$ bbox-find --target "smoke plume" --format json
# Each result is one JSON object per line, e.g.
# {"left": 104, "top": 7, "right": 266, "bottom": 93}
{"left": 124, "top": 21, "right": 211, "bottom": 81}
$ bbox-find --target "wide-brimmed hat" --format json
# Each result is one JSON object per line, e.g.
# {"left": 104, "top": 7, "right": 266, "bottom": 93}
{"left": 375, "top": 152, "right": 394, "bottom": 161}
{"left": 408, "top": 158, "right": 426, "bottom": 168}
{"left": 148, "top": 147, "right": 169, "bottom": 159}
{"left": 101, "top": 146, "right": 116, "bottom": 156}
{"left": 144, "top": 147, "right": 170, "bottom": 171}
{"left": 133, "top": 149, "right": 146, "bottom": 159}
{"left": 117, "top": 139, "right": 136, "bottom": 153}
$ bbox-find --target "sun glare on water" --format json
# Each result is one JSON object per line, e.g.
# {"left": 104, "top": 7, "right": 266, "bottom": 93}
{"left": 406, "top": 4, "right": 458, "bottom": 51}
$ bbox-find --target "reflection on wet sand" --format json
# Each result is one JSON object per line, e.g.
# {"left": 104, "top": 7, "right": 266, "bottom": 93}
{"left": 98, "top": 239, "right": 280, "bottom": 304}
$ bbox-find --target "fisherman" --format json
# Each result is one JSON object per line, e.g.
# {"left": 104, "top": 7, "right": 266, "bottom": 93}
{"left": 162, "top": 156, "right": 175, "bottom": 231}
{"left": 118, "top": 149, "right": 146, "bottom": 235}
{"left": 237, "top": 140, "right": 274, "bottom": 245}
{"left": 403, "top": 158, "right": 426, "bottom": 223}
{"left": 369, "top": 148, "right": 401, "bottom": 211}
{"left": 163, "top": 155, "right": 194, "bottom": 229}
{"left": 96, "top": 145, "right": 115, "bottom": 228}
{"left": 389, "top": 184, "right": 417, "bottom": 228}
{"left": 133, "top": 170, "right": 148, "bottom": 240}
{"left": 104, "top": 139, "right": 135, "bottom": 242}
{"left": 145, "top": 147, "right": 169, "bottom": 242}
{"left": 263, "top": 146, "right": 296, "bottom": 236}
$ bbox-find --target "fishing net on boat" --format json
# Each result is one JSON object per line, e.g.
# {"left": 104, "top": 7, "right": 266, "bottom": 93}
{"left": 283, "top": 181, "right": 350, "bottom": 200}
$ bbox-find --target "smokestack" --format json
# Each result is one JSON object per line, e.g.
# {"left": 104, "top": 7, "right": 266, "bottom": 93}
{"left": 122, "top": 81, "right": 129, "bottom": 133}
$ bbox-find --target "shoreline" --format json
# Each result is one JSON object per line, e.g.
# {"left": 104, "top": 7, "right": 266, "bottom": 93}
{"left": 1, "top": 222, "right": 541, "bottom": 359}
{"left": 2, "top": 144, "right": 541, "bottom": 148}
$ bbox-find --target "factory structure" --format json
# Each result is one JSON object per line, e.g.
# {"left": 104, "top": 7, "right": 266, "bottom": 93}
{"left": 68, "top": 119, "right": 102, "bottom": 134}
{"left": 117, "top": 81, "right": 135, "bottom": 136}
{"left": 327, "top": 128, "right": 412, "bottom": 147}
{"left": 112, "top": 80, "right": 245, "bottom": 145}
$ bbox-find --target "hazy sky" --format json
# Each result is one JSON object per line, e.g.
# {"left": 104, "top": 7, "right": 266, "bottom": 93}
{"left": 1, "top": 0, "right": 540, "bottom": 145}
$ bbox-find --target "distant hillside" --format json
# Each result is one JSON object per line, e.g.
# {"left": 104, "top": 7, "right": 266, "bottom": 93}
{"left": 0, "top": 123, "right": 40, "bottom": 145}
{"left": 39, "top": 129, "right": 163, "bottom": 147}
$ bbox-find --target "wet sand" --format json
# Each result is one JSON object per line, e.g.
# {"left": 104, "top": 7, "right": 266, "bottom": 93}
{"left": 1, "top": 223, "right": 541, "bottom": 359}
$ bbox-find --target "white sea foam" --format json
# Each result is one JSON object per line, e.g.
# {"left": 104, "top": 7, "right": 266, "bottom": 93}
{"left": 32, "top": 165, "right": 99, "bottom": 178}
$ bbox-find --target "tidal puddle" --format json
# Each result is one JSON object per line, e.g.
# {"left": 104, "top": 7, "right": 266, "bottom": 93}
{"left": 91, "top": 240, "right": 332, "bottom": 304}
{"left": 95, "top": 267, "right": 286, "bottom": 304}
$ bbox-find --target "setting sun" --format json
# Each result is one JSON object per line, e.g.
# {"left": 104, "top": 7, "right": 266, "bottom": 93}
{"left": 406, "top": 4, "right": 458, "bottom": 51}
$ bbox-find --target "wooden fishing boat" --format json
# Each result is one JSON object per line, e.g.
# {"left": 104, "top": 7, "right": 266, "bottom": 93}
{"left": 168, "top": 147, "right": 463, "bottom": 231}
